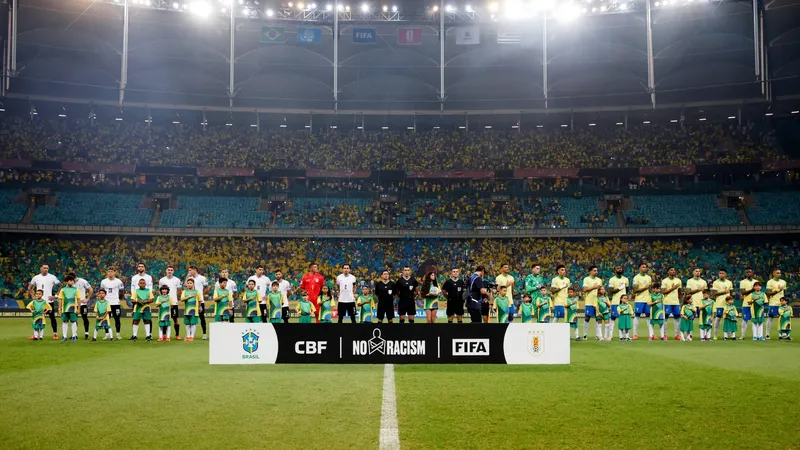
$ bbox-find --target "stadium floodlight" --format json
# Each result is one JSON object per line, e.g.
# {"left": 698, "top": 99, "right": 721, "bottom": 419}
{"left": 728, "top": 116, "right": 736, "bottom": 119}
{"left": 458, "top": 126, "right": 466, "bottom": 129}
{"left": 792, "top": 111, "right": 800, "bottom": 114}
{"left": 280, "top": 124, "right": 288, "bottom": 128}
{"left": 561, "top": 124, "right": 568, "bottom": 128}
{"left": 699, "top": 118, "right": 707, "bottom": 121}
{"left": 615, "top": 122, "right": 623, "bottom": 125}
{"left": 591, "top": 6, "right": 597, "bottom": 12}
{"left": 445, "top": 4, "right": 455, "bottom": 12}
{"left": 554, "top": 2, "right": 582, "bottom": 22}
{"left": 58, "top": 114, "right": 67, "bottom": 118}
{"left": 190, "top": 1, "right": 212, "bottom": 18}
{"left": 361, "top": 3, "right": 369, "bottom": 12}
{"left": 485, "top": 125, "right": 492, "bottom": 129}
{"left": 466, "top": 4, "right": 473, "bottom": 12}
{"left": 382, "top": 5, "right": 388, "bottom": 11}
{"left": 172, "top": 2, "right": 180, "bottom": 9}
{"left": 536, "top": 124, "right": 543, "bottom": 128}
{"left": 654, "top": 1, "right": 660, "bottom": 5}
{"left": 115, "top": 117, "right": 123, "bottom": 121}
{"left": 357, "top": 126, "right": 364, "bottom": 129}
{"left": 765, "top": 112, "right": 773, "bottom": 116}
{"left": 287, "top": 1, "right": 293, "bottom": 6}
{"left": 221, "top": 7, "right": 226, "bottom": 13}
{"left": 432, "top": 4, "right": 439, "bottom": 11}
{"left": 488, "top": 1, "right": 498, "bottom": 11}
{"left": 382, "top": 126, "right": 389, "bottom": 130}
{"left": 250, "top": 124, "right": 258, "bottom": 127}
{"left": 305, "top": 125, "right": 311, "bottom": 128}
{"left": 511, "top": 125, "right": 518, "bottom": 129}
{"left": 433, "top": 126, "right": 440, "bottom": 129}
{"left": 407, "top": 126, "right": 414, "bottom": 130}
{"left": 589, "top": 123, "right": 596, "bottom": 126}
{"left": 643, "top": 120, "right": 650, "bottom": 124}
{"left": 326, "top": 3, "right": 332, "bottom": 10}
{"left": 297, "top": 2, "right": 304, "bottom": 9}
{"left": 600, "top": 5, "right": 607, "bottom": 11}
{"left": 619, "top": 2, "right": 628, "bottom": 10}
{"left": 671, "top": 119, "right": 678, "bottom": 122}
{"left": 266, "top": 8, "right": 274, "bottom": 15}
{"left": 310, "top": 3, "right": 317, "bottom": 8}
{"left": 345, "top": 5, "right": 351, "bottom": 11}
{"left": 392, "top": 5, "right": 397, "bottom": 11}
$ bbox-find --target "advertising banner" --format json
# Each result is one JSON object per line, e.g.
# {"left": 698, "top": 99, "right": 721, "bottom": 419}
{"left": 208, "top": 323, "right": 570, "bottom": 365}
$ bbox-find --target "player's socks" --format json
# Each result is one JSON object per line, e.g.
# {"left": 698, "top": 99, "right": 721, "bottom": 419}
{"left": 606, "top": 322, "right": 613, "bottom": 339}
{"left": 582, "top": 320, "right": 588, "bottom": 338}
{"left": 766, "top": 317, "right": 773, "bottom": 338}
{"left": 93, "top": 329, "right": 98, "bottom": 339}
{"left": 71, "top": 322, "right": 77, "bottom": 337}
{"left": 740, "top": 320, "right": 748, "bottom": 339}
{"left": 33, "top": 330, "right": 38, "bottom": 339}
{"left": 399, "top": 319, "right": 405, "bottom": 323}
{"left": 133, "top": 324, "right": 139, "bottom": 337}
{"left": 633, "top": 316, "right": 639, "bottom": 337}
{"left": 647, "top": 323, "right": 654, "bottom": 337}
{"left": 145, "top": 324, "right": 151, "bottom": 338}
{"left": 595, "top": 322, "right": 602, "bottom": 340}
{"left": 62, "top": 323, "right": 68, "bottom": 339}
{"left": 167, "top": 326, "right": 172, "bottom": 339}
{"left": 408, "top": 319, "right": 414, "bottom": 324}
{"left": 158, "top": 327, "right": 163, "bottom": 339}
{"left": 174, "top": 323, "right": 180, "bottom": 338}
{"left": 574, "top": 328, "right": 579, "bottom": 339}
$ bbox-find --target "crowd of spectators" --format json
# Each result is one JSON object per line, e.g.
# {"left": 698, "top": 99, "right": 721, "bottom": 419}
{"left": 0, "top": 236, "right": 796, "bottom": 304}
{"left": 0, "top": 116, "right": 783, "bottom": 170}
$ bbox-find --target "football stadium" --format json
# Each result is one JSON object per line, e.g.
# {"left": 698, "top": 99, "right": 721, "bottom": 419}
{"left": 0, "top": 0, "right": 799, "bottom": 448}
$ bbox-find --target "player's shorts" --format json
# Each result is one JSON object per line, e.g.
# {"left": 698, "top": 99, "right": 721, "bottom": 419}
{"left": 80, "top": 304, "right": 89, "bottom": 316}
{"left": 768, "top": 306, "right": 780, "bottom": 318}
{"left": 665, "top": 305, "right": 681, "bottom": 318}
{"left": 398, "top": 300, "right": 416, "bottom": 317}
{"left": 446, "top": 300, "right": 464, "bottom": 317}
{"left": 569, "top": 322, "right": 578, "bottom": 329}
{"left": 715, "top": 308, "right": 725, "bottom": 318}
{"left": 170, "top": 305, "right": 179, "bottom": 319}
{"left": 32, "top": 322, "right": 46, "bottom": 331}
{"left": 299, "top": 315, "right": 314, "bottom": 324}
{"left": 377, "top": 300, "right": 396, "bottom": 321}
{"left": 610, "top": 305, "right": 619, "bottom": 319}
{"left": 599, "top": 312, "right": 611, "bottom": 321}
{"left": 158, "top": 320, "right": 171, "bottom": 327}
{"left": 741, "top": 307, "right": 752, "bottom": 321}
{"left": 634, "top": 302, "right": 650, "bottom": 316}
{"left": 245, "top": 316, "right": 262, "bottom": 323}
{"left": 132, "top": 311, "right": 152, "bottom": 322}
{"left": 584, "top": 305, "right": 596, "bottom": 318}
{"left": 183, "top": 315, "right": 199, "bottom": 326}
{"left": 111, "top": 305, "right": 122, "bottom": 318}
{"left": 481, "top": 301, "right": 490, "bottom": 317}
{"left": 95, "top": 320, "right": 110, "bottom": 330}
{"left": 214, "top": 313, "right": 230, "bottom": 322}
{"left": 554, "top": 305, "right": 565, "bottom": 319}
{"left": 199, "top": 303, "right": 206, "bottom": 316}
{"left": 650, "top": 319, "right": 664, "bottom": 325}
{"left": 61, "top": 312, "right": 78, "bottom": 322}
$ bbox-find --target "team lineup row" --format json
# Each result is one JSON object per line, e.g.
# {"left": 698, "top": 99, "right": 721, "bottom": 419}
{"left": 24, "top": 261, "right": 792, "bottom": 342}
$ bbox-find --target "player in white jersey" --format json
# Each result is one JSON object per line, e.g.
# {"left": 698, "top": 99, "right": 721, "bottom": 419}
{"left": 158, "top": 265, "right": 183, "bottom": 340}
{"left": 130, "top": 262, "right": 154, "bottom": 292}
{"left": 100, "top": 267, "right": 126, "bottom": 339}
{"left": 28, "top": 264, "right": 61, "bottom": 339}
{"left": 247, "top": 265, "right": 271, "bottom": 322}
{"left": 214, "top": 269, "right": 238, "bottom": 322}
{"left": 68, "top": 272, "right": 94, "bottom": 340}
{"left": 187, "top": 266, "right": 209, "bottom": 340}
{"left": 336, "top": 264, "right": 358, "bottom": 323}
{"left": 273, "top": 270, "right": 293, "bottom": 324}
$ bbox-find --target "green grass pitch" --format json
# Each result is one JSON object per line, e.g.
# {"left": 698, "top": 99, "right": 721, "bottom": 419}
{"left": 0, "top": 318, "right": 797, "bottom": 450}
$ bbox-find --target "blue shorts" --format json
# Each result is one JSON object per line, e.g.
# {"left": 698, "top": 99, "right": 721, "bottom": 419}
{"left": 665, "top": 305, "right": 681, "bottom": 318}
{"left": 554, "top": 305, "right": 565, "bottom": 319}
{"left": 634, "top": 302, "right": 650, "bottom": 316}
{"left": 585, "top": 305, "right": 596, "bottom": 318}
{"left": 715, "top": 308, "right": 724, "bottom": 318}
{"left": 611, "top": 305, "right": 619, "bottom": 319}
{"left": 741, "top": 307, "right": 752, "bottom": 321}
{"left": 768, "top": 306, "right": 780, "bottom": 318}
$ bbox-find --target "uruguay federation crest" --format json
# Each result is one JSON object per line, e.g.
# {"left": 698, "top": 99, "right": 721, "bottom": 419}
{"left": 242, "top": 329, "right": 260, "bottom": 354}
{"left": 527, "top": 330, "right": 545, "bottom": 356}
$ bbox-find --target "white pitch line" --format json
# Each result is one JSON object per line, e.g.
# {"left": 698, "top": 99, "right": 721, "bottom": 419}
{"left": 379, "top": 363, "right": 401, "bottom": 450}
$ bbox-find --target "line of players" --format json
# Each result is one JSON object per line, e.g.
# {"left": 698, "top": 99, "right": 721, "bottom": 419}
{"left": 24, "top": 261, "right": 793, "bottom": 342}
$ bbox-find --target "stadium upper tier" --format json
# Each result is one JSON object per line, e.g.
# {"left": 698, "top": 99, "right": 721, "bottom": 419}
{"left": 5, "top": 191, "right": 800, "bottom": 229}
{"left": 0, "top": 118, "right": 782, "bottom": 170}
{"left": 0, "top": 236, "right": 796, "bottom": 305}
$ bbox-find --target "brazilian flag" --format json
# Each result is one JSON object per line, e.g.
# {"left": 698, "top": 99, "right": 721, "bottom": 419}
{"left": 261, "top": 26, "right": 286, "bottom": 44}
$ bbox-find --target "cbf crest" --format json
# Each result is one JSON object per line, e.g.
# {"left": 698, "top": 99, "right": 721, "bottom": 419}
{"left": 242, "top": 329, "right": 260, "bottom": 359}
{"left": 527, "top": 329, "right": 545, "bottom": 356}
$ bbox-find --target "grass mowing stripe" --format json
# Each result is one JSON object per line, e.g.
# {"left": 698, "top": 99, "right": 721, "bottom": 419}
{"left": 380, "top": 364, "right": 401, "bottom": 450}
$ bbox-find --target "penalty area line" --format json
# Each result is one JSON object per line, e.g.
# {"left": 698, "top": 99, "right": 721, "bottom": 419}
{"left": 379, "top": 363, "right": 400, "bottom": 450}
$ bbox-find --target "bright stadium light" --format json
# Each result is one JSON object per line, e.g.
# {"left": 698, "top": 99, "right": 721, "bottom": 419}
{"left": 189, "top": 1, "right": 212, "bottom": 18}
{"left": 485, "top": 125, "right": 492, "bottom": 129}
{"left": 554, "top": 2, "right": 582, "bottom": 22}
{"left": 382, "top": 126, "right": 389, "bottom": 130}
{"left": 619, "top": 2, "right": 628, "bottom": 10}
{"left": 345, "top": 5, "right": 351, "bottom": 10}
{"left": 616, "top": 122, "right": 623, "bottom": 125}
{"left": 432, "top": 4, "right": 439, "bottom": 11}
{"left": 297, "top": 2, "right": 304, "bottom": 9}
{"left": 310, "top": 2, "right": 317, "bottom": 8}
{"left": 699, "top": 118, "right": 707, "bottom": 121}
{"left": 382, "top": 5, "right": 388, "bottom": 11}
{"left": 280, "top": 124, "right": 288, "bottom": 128}
{"left": 445, "top": 4, "right": 455, "bottom": 12}
{"left": 361, "top": 2, "right": 369, "bottom": 12}
{"left": 765, "top": 112, "right": 773, "bottom": 116}
{"left": 326, "top": 3, "right": 332, "bottom": 9}
{"left": 242, "top": 7, "right": 249, "bottom": 14}
{"left": 488, "top": 1, "right": 498, "bottom": 11}
{"left": 287, "top": 1, "right": 293, "bottom": 5}
{"left": 654, "top": 1, "right": 660, "bottom": 5}
{"left": 561, "top": 124, "right": 568, "bottom": 127}
{"left": 172, "top": 1, "right": 180, "bottom": 9}
{"left": 465, "top": 4, "right": 473, "bottom": 12}
{"left": 643, "top": 120, "right": 650, "bottom": 124}
{"left": 792, "top": 110, "right": 799, "bottom": 114}
{"left": 728, "top": 116, "right": 736, "bottom": 119}
{"left": 391, "top": 5, "right": 397, "bottom": 11}
{"left": 266, "top": 8, "right": 274, "bottom": 15}
{"left": 589, "top": 123, "right": 596, "bottom": 126}
{"left": 600, "top": 5, "right": 607, "bottom": 12}
{"left": 671, "top": 119, "right": 678, "bottom": 123}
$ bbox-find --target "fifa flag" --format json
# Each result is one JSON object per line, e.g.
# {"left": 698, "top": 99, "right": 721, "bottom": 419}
{"left": 261, "top": 26, "right": 286, "bottom": 44}
{"left": 297, "top": 27, "right": 322, "bottom": 44}
{"left": 456, "top": 26, "right": 480, "bottom": 45}
{"left": 397, "top": 27, "right": 422, "bottom": 45}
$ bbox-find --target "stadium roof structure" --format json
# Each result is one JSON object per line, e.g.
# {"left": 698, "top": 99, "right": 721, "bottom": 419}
{"left": 1, "top": 0, "right": 800, "bottom": 120}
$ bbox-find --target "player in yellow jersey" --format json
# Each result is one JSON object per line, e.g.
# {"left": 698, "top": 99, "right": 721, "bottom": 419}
{"left": 765, "top": 269, "right": 787, "bottom": 340}
{"left": 661, "top": 267, "right": 682, "bottom": 340}
{"left": 550, "top": 265, "right": 570, "bottom": 324}
{"left": 711, "top": 269, "right": 733, "bottom": 340}
{"left": 607, "top": 265, "right": 628, "bottom": 341}
{"left": 685, "top": 268, "right": 707, "bottom": 327}
{"left": 738, "top": 268, "right": 757, "bottom": 340}
{"left": 581, "top": 266, "right": 602, "bottom": 340}
{"left": 631, "top": 263, "right": 651, "bottom": 340}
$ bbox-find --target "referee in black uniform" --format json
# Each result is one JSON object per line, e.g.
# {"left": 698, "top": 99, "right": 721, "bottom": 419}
{"left": 395, "top": 266, "right": 420, "bottom": 324}
{"left": 467, "top": 266, "right": 491, "bottom": 323}
{"left": 374, "top": 269, "right": 396, "bottom": 323}
{"left": 442, "top": 268, "right": 466, "bottom": 323}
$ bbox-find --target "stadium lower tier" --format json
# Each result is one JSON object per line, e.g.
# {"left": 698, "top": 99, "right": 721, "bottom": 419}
{"left": 4, "top": 190, "right": 800, "bottom": 228}
{"left": 0, "top": 236, "right": 796, "bottom": 305}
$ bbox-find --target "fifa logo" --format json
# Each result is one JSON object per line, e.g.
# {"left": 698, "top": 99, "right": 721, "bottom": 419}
{"left": 527, "top": 330, "right": 545, "bottom": 356}
{"left": 242, "top": 329, "right": 260, "bottom": 359}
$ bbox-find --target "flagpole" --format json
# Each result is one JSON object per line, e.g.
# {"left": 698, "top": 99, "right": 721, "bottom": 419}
{"left": 542, "top": 14, "right": 547, "bottom": 110}
{"left": 439, "top": 0, "right": 444, "bottom": 112}
{"left": 333, "top": 0, "right": 339, "bottom": 111}
{"left": 229, "top": 4, "right": 235, "bottom": 109}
